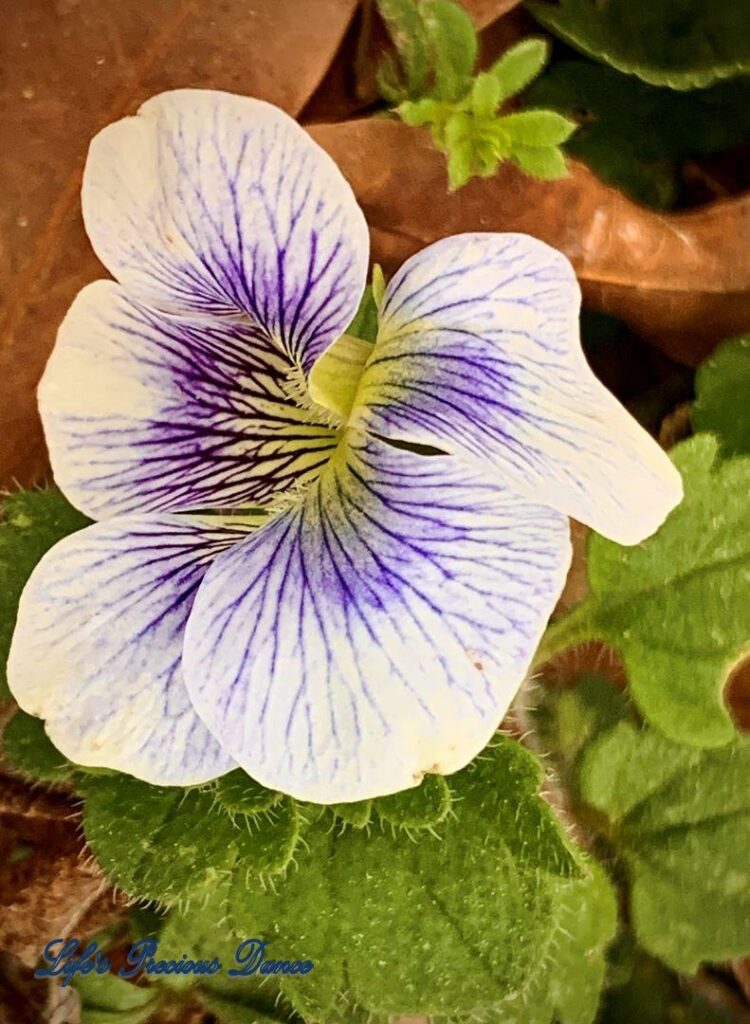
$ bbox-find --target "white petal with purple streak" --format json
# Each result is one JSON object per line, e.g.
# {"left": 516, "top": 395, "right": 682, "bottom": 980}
{"left": 7, "top": 515, "right": 254, "bottom": 784}
{"left": 351, "top": 233, "right": 682, "bottom": 545}
{"left": 82, "top": 89, "right": 368, "bottom": 372}
{"left": 41, "top": 281, "right": 340, "bottom": 519}
{"left": 182, "top": 433, "right": 571, "bottom": 802}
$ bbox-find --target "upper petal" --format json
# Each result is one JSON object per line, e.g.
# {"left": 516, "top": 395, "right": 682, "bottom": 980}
{"left": 6, "top": 514, "right": 250, "bottom": 785}
{"left": 42, "top": 281, "right": 340, "bottom": 519}
{"left": 352, "top": 233, "right": 682, "bottom": 545}
{"left": 182, "top": 433, "right": 571, "bottom": 802}
{"left": 82, "top": 89, "right": 369, "bottom": 372}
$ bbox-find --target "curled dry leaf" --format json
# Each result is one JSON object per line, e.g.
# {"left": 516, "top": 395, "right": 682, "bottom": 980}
{"left": 0, "top": 0, "right": 359, "bottom": 488}
{"left": 310, "top": 119, "right": 750, "bottom": 368}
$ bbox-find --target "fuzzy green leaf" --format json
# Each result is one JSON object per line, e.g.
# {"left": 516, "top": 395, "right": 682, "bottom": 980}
{"left": 329, "top": 798, "right": 373, "bottom": 829}
{"left": 693, "top": 334, "right": 750, "bottom": 459}
{"left": 501, "top": 110, "right": 577, "bottom": 147}
{"left": 3, "top": 709, "right": 75, "bottom": 784}
{"left": 0, "top": 489, "right": 89, "bottom": 698}
{"left": 564, "top": 435, "right": 750, "bottom": 747}
{"left": 474, "top": 865, "right": 618, "bottom": 1024}
{"left": 526, "top": 62, "right": 750, "bottom": 209}
{"left": 214, "top": 770, "right": 284, "bottom": 817}
{"left": 161, "top": 741, "right": 580, "bottom": 1020}
{"left": 527, "top": 0, "right": 750, "bottom": 89}
{"left": 375, "top": 0, "right": 430, "bottom": 101}
{"left": 373, "top": 773, "right": 452, "bottom": 831}
{"left": 80, "top": 774, "right": 302, "bottom": 907}
{"left": 423, "top": 0, "right": 477, "bottom": 102}
{"left": 376, "top": 0, "right": 477, "bottom": 104}
{"left": 489, "top": 38, "right": 549, "bottom": 104}
{"left": 580, "top": 721, "right": 750, "bottom": 971}
{"left": 511, "top": 145, "right": 569, "bottom": 180}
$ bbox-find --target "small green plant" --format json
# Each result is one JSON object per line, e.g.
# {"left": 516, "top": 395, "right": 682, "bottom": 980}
{"left": 376, "top": 0, "right": 576, "bottom": 187}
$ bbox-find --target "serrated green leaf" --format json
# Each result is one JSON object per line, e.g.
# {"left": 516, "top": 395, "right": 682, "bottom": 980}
{"left": 373, "top": 773, "right": 451, "bottom": 830}
{"left": 162, "top": 741, "right": 580, "bottom": 1020}
{"left": 80, "top": 775, "right": 302, "bottom": 907}
{"left": 489, "top": 38, "right": 549, "bottom": 104}
{"left": 693, "top": 334, "right": 750, "bottom": 458}
{"left": 480, "top": 865, "right": 617, "bottom": 1024}
{"left": 329, "top": 798, "right": 372, "bottom": 829}
{"left": 580, "top": 721, "right": 750, "bottom": 971}
{"left": 0, "top": 488, "right": 89, "bottom": 698}
{"left": 501, "top": 110, "right": 577, "bottom": 147}
{"left": 554, "top": 434, "right": 750, "bottom": 747}
{"left": 526, "top": 62, "right": 750, "bottom": 209}
{"left": 511, "top": 145, "right": 569, "bottom": 180}
{"left": 3, "top": 709, "right": 75, "bottom": 784}
{"left": 527, "top": 0, "right": 750, "bottom": 89}
{"left": 215, "top": 770, "right": 284, "bottom": 817}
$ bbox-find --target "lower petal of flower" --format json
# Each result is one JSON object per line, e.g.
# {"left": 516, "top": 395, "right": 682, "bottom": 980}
{"left": 7, "top": 514, "right": 254, "bottom": 785}
{"left": 182, "top": 432, "right": 571, "bottom": 802}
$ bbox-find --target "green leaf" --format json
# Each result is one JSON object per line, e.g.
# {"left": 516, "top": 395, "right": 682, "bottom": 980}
{"left": 527, "top": 0, "right": 750, "bottom": 90}
{"left": 375, "top": 0, "right": 430, "bottom": 102}
{"left": 485, "top": 865, "right": 618, "bottom": 1024}
{"left": 559, "top": 435, "right": 750, "bottom": 747}
{"left": 214, "top": 770, "right": 284, "bottom": 817}
{"left": 446, "top": 135, "right": 474, "bottom": 189}
{"left": 329, "top": 798, "right": 373, "bottom": 829}
{"left": 373, "top": 773, "right": 452, "bottom": 831}
{"left": 3, "top": 709, "right": 75, "bottom": 784}
{"left": 80, "top": 774, "right": 303, "bottom": 907}
{"left": 526, "top": 62, "right": 750, "bottom": 209}
{"left": 693, "top": 334, "right": 750, "bottom": 458}
{"left": 163, "top": 740, "right": 581, "bottom": 1020}
{"left": 511, "top": 145, "right": 569, "bottom": 180}
{"left": 422, "top": 0, "right": 477, "bottom": 102}
{"left": 0, "top": 488, "right": 89, "bottom": 698}
{"left": 470, "top": 72, "right": 502, "bottom": 119}
{"left": 533, "top": 674, "right": 630, "bottom": 776}
{"left": 489, "top": 38, "right": 549, "bottom": 104}
{"left": 376, "top": 0, "right": 477, "bottom": 103}
{"left": 501, "top": 110, "right": 577, "bottom": 147}
{"left": 72, "top": 971, "right": 158, "bottom": 1024}
{"left": 580, "top": 721, "right": 750, "bottom": 971}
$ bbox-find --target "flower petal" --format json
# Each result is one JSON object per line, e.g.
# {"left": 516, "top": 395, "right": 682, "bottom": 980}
{"left": 6, "top": 514, "right": 252, "bottom": 785}
{"left": 42, "top": 281, "right": 340, "bottom": 519}
{"left": 82, "top": 89, "right": 369, "bottom": 372}
{"left": 352, "top": 233, "right": 682, "bottom": 545}
{"left": 182, "top": 434, "right": 570, "bottom": 802}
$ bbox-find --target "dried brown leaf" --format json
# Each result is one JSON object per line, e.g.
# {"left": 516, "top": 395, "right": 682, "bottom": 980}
{"left": 310, "top": 119, "right": 750, "bottom": 368}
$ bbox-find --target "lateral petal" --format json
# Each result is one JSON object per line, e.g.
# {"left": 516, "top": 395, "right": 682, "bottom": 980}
{"left": 7, "top": 514, "right": 252, "bottom": 784}
{"left": 353, "top": 233, "right": 682, "bottom": 545}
